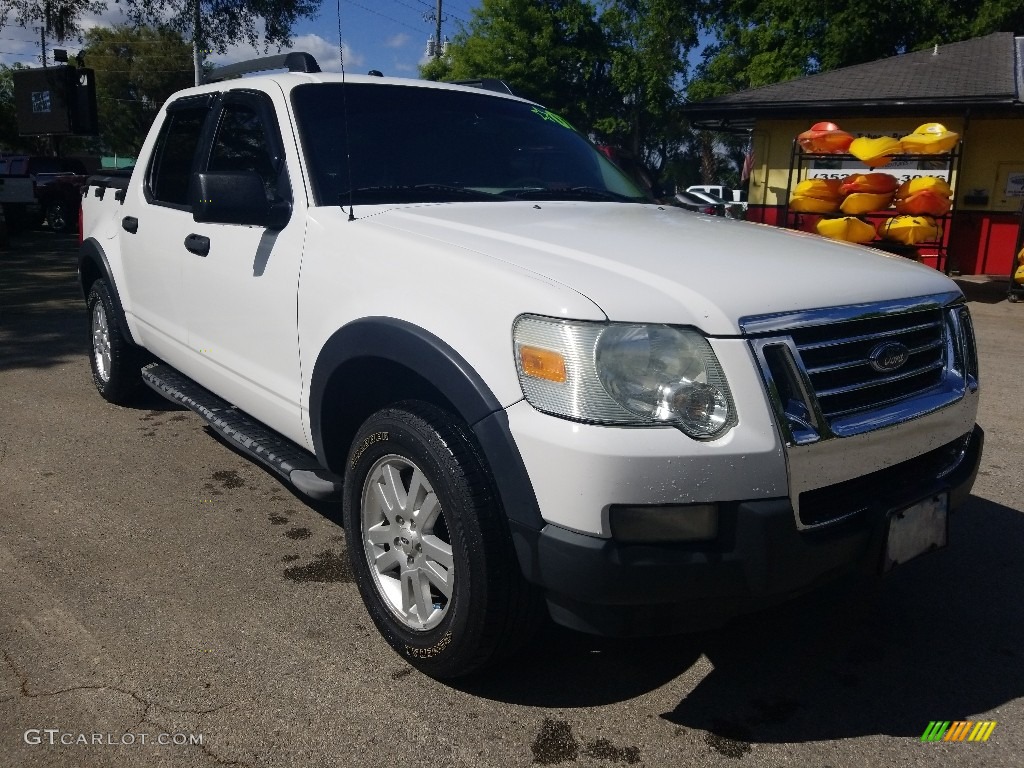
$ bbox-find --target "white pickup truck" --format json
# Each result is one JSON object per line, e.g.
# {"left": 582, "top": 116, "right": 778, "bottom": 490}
{"left": 79, "top": 53, "right": 982, "bottom": 678}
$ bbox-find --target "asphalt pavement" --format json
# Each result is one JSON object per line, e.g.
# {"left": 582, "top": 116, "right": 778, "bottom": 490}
{"left": 1, "top": 231, "right": 1022, "bottom": 767}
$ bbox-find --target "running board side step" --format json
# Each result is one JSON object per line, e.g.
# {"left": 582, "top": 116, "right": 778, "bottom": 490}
{"left": 141, "top": 362, "right": 343, "bottom": 501}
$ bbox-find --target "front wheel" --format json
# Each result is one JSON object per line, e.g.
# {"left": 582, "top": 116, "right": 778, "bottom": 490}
{"left": 87, "top": 280, "right": 142, "bottom": 404}
{"left": 343, "top": 401, "right": 538, "bottom": 678}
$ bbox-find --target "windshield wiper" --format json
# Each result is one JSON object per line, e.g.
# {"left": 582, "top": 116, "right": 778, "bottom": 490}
{"left": 338, "top": 184, "right": 503, "bottom": 204}
{"left": 506, "top": 186, "right": 642, "bottom": 203}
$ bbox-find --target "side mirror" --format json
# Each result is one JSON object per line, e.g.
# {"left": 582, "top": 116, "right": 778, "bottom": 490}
{"left": 190, "top": 171, "right": 291, "bottom": 229}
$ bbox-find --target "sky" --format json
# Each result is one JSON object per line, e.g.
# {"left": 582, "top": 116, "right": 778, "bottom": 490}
{"left": 0, "top": 0, "right": 482, "bottom": 78}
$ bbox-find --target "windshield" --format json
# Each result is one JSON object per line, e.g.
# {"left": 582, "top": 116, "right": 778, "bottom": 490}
{"left": 291, "top": 83, "right": 647, "bottom": 206}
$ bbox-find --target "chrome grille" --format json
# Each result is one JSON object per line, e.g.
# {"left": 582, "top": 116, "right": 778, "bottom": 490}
{"left": 742, "top": 292, "right": 975, "bottom": 446}
{"left": 790, "top": 308, "right": 946, "bottom": 419}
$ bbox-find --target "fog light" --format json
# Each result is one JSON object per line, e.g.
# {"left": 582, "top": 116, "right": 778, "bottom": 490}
{"left": 609, "top": 503, "right": 718, "bottom": 543}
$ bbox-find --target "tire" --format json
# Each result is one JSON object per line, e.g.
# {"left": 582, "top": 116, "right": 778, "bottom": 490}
{"left": 343, "top": 401, "right": 539, "bottom": 678}
{"left": 87, "top": 280, "right": 143, "bottom": 404}
{"left": 46, "top": 201, "right": 74, "bottom": 233}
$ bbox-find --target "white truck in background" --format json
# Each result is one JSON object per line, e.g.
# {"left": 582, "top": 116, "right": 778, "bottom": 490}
{"left": 78, "top": 53, "right": 982, "bottom": 679}
{"left": 687, "top": 184, "right": 748, "bottom": 218}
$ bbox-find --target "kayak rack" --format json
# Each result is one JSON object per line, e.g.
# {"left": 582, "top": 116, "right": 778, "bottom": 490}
{"left": 781, "top": 138, "right": 963, "bottom": 275}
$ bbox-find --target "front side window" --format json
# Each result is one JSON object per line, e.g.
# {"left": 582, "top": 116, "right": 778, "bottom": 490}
{"left": 207, "top": 101, "right": 290, "bottom": 203}
{"left": 147, "top": 102, "right": 209, "bottom": 207}
{"left": 291, "top": 83, "right": 646, "bottom": 206}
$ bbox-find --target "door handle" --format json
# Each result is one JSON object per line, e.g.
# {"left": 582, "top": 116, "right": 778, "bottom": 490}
{"left": 121, "top": 216, "right": 138, "bottom": 234}
{"left": 184, "top": 233, "right": 210, "bottom": 257}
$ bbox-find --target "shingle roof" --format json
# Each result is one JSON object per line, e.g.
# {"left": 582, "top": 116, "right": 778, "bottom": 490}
{"left": 683, "top": 32, "right": 1022, "bottom": 120}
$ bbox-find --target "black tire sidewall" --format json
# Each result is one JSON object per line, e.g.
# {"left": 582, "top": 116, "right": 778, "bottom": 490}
{"left": 86, "top": 280, "right": 140, "bottom": 404}
{"left": 343, "top": 404, "right": 492, "bottom": 676}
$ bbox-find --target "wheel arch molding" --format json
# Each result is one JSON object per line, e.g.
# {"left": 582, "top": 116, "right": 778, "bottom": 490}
{"left": 78, "top": 237, "right": 138, "bottom": 346}
{"left": 309, "top": 316, "right": 543, "bottom": 530}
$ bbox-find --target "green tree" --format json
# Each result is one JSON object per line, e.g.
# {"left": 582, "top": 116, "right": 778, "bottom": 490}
{"left": 82, "top": 25, "right": 194, "bottom": 156}
{"left": 425, "top": 0, "right": 703, "bottom": 192}
{"left": 429, "top": 0, "right": 613, "bottom": 133}
{"left": 2, "top": 0, "right": 107, "bottom": 46}
{"left": 694, "top": 0, "right": 1024, "bottom": 95}
{"left": 596, "top": 0, "right": 700, "bottom": 184}
{"left": 119, "top": 0, "right": 321, "bottom": 84}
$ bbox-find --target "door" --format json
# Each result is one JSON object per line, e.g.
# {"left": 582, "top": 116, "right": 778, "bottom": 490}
{"left": 180, "top": 88, "right": 307, "bottom": 444}
{"left": 120, "top": 94, "right": 215, "bottom": 360}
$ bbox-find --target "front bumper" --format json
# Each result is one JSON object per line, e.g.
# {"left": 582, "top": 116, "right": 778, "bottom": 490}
{"left": 510, "top": 424, "right": 983, "bottom": 637}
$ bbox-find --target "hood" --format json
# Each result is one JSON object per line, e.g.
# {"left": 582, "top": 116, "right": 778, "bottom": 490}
{"left": 367, "top": 202, "right": 960, "bottom": 336}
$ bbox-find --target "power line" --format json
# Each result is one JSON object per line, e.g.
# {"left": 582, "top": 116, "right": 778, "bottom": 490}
{"left": 398, "top": 0, "right": 469, "bottom": 25}
{"left": 347, "top": 0, "right": 423, "bottom": 34}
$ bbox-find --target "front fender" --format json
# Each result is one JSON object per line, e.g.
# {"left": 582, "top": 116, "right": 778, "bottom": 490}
{"left": 309, "top": 316, "right": 544, "bottom": 529}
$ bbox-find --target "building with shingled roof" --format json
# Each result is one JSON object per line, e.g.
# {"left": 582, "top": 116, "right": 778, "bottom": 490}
{"left": 682, "top": 32, "right": 1023, "bottom": 276}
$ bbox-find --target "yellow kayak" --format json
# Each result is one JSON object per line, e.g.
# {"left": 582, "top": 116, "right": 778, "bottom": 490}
{"left": 848, "top": 136, "right": 902, "bottom": 167}
{"left": 840, "top": 172, "right": 898, "bottom": 195}
{"left": 790, "top": 195, "right": 841, "bottom": 213}
{"left": 880, "top": 215, "right": 941, "bottom": 245}
{"left": 816, "top": 216, "right": 877, "bottom": 243}
{"left": 896, "top": 176, "right": 953, "bottom": 199}
{"left": 794, "top": 177, "right": 844, "bottom": 200}
{"left": 900, "top": 123, "right": 959, "bottom": 154}
{"left": 840, "top": 192, "right": 894, "bottom": 214}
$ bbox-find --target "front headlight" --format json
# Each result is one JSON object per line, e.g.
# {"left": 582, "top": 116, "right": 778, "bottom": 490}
{"left": 513, "top": 315, "right": 736, "bottom": 439}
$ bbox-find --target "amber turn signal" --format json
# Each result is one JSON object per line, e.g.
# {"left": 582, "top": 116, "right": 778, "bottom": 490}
{"left": 518, "top": 345, "right": 567, "bottom": 383}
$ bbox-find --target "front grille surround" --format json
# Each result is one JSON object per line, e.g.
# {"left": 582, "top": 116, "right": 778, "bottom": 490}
{"left": 743, "top": 292, "right": 975, "bottom": 446}
{"left": 742, "top": 292, "right": 979, "bottom": 530}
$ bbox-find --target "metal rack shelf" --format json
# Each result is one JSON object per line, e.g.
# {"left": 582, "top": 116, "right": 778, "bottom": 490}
{"left": 781, "top": 140, "right": 963, "bottom": 274}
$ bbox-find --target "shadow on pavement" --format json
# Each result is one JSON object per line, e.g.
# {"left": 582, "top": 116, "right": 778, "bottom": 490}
{"left": 955, "top": 276, "right": 1012, "bottom": 305}
{"left": 0, "top": 232, "right": 85, "bottom": 371}
{"left": 458, "top": 493, "right": 1023, "bottom": 739}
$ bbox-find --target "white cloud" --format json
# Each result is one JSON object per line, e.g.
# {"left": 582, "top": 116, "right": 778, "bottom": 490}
{"left": 0, "top": 10, "right": 360, "bottom": 76}
{"left": 384, "top": 33, "right": 410, "bottom": 49}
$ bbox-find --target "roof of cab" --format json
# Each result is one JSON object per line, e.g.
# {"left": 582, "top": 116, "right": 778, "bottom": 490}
{"left": 197, "top": 52, "right": 527, "bottom": 103}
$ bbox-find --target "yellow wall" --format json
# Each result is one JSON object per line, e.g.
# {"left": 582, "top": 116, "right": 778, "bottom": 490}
{"left": 749, "top": 115, "right": 1023, "bottom": 212}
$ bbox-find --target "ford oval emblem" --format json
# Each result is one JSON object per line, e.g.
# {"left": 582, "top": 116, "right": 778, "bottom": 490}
{"left": 869, "top": 341, "right": 910, "bottom": 373}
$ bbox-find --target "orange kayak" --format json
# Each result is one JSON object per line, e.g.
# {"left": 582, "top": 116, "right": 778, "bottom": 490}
{"left": 797, "top": 122, "right": 854, "bottom": 154}
{"left": 895, "top": 176, "right": 952, "bottom": 199}
{"left": 895, "top": 190, "right": 952, "bottom": 216}
{"left": 839, "top": 172, "right": 899, "bottom": 195}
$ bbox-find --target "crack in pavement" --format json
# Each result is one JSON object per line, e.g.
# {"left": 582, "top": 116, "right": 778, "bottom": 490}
{"left": 2, "top": 647, "right": 231, "bottom": 720}
{"left": 4, "top": 647, "right": 256, "bottom": 766}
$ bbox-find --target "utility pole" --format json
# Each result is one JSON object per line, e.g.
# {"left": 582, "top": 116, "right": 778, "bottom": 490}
{"left": 423, "top": 0, "right": 447, "bottom": 59}
{"left": 434, "top": 0, "right": 442, "bottom": 59}
{"left": 39, "top": 26, "right": 47, "bottom": 67}
{"left": 192, "top": 0, "right": 203, "bottom": 86}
